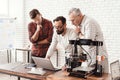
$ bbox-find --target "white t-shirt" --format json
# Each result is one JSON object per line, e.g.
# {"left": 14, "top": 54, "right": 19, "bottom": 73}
{"left": 46, "top": 28, "right": 82, "bottom": 57}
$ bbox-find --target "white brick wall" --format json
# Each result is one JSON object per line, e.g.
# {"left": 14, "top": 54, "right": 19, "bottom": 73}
{"left": 24, "top": 0, "right": 120, "bottom": 70}
{"left": 9, "top": 0, "right": 25, "bottom": 48}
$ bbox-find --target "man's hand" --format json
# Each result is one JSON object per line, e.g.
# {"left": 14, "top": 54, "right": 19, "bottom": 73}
{"left": 62, "top": 65, "right": 67, "bottom": 71}
{"left": 35, "top": 21, "right": 42, "bottom": 31}
{"left": 75, "top": 26, "right": 81, "bottom": 34}
{"left": 36, "top": 24, "right": 42, "bottom": 31}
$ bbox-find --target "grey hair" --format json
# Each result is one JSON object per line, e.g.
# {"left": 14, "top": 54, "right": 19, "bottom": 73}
{"left": 69, "top": 8, "right": 81, "bottom": 16}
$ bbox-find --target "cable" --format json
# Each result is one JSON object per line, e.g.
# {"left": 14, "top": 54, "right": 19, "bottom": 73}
{"left": 79, "top": 45, "right": 92, "bottom": 66}
{"left": 73, "top": 38, "right": 92, "bottom": 66}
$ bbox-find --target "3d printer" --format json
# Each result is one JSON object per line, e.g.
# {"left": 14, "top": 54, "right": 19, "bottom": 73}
{"left": 66, "top": 39, "right": 103, "bottom": 78}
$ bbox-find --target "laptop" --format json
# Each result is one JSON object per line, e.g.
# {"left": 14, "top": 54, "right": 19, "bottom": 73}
{"left": 110, "top": 60, "right": 120, "bottom": 80}
{"left": 32, "top": 57, "right": 61, "bottom": 71}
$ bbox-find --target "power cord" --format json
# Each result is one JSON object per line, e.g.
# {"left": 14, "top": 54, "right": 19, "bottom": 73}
{"left": 73, "top": 38, "right": 92, "bottom": 66}
{"left": 79, "top": 45, "right": 92, "bottom": 66}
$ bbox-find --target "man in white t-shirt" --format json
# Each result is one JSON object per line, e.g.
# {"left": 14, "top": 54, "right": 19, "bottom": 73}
{"left": 45, "top": 16, "right": 82, "bottom": 70}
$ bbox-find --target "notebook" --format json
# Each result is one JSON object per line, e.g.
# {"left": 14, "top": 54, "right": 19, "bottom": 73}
{"left": 27, "top": 67, "right": 46, "bottom": 75}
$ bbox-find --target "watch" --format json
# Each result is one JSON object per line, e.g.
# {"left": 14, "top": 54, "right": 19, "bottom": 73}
{"left": 35, "top": 42, "right": 38, "bottom": 46}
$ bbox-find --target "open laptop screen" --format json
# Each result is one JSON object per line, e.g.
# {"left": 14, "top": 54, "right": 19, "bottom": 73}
{"left": 32, "top": 57, "right": 60, "bottom": 71}
{"left": 110, "top": 60, "right": 120, "bottom": 80}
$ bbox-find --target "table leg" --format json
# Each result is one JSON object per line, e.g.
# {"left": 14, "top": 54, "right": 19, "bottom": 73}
{"left": 18, "top": 76, "right": 20, "bottom": 80}
{"left": 7, "top": 49, "right": 9, "bottom": 63}
{"left": 28, "top": 51, "right": 30, "bottom": 63}
{"left": 15, "top": 49, "right": 17, "bottom": 62}
{"left": 56, "top": 51, "right": 58, "bottom": 67}
{"left": 9, "top": 49, "right": 12, "bottom": 63}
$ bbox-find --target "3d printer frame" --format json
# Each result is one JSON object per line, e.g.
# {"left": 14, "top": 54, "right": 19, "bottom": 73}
{"left": 66, "top": 39, "right": 103, "bottom": 78}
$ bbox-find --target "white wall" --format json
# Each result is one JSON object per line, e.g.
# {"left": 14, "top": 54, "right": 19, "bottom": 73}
{"left": 9, "top": 0, "right": 25, "bottom": 48}
{"left": 9, "top": 0, "right": 25, "bottom": 61}
{"left": 24, "top": 0, "right": 120, "bottom": 68}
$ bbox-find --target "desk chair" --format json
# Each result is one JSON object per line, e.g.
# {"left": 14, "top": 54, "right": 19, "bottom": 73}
{"left": 15, "top": 44, "right": 31, "bottom": 63}
{"left": 110, "top": 60, "right": 120, "bottom": 80}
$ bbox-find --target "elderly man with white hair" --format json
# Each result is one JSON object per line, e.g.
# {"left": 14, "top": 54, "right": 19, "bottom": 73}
{"left": 68, "top": 8, "right": 109, "bottom": 73}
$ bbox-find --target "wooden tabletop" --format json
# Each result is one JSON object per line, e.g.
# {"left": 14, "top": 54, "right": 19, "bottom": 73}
{"left": 0, "top": 62, "right": 111, "bottom": 80}
{"left": 47, "top": 71, "right": 111, "bottom": 80}
{"left": 0, "top": 62, "right": 50, "bottom": 80}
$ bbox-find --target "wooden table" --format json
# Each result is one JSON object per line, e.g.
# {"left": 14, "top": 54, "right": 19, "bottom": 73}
{"left": 0, "top": 62, "right": 111, "bottom": 80}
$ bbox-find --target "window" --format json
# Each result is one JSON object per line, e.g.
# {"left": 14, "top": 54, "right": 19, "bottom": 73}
{"left": 0, "top": 0, "right": 9, "bottom": 16}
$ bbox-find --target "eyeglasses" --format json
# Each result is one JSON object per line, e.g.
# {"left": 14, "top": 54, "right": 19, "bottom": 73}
{"left": 54, "top": 24, "right": 64, "bottom": 30}
{"left": 70, "top": 15, "right": 80, "bottom": 22}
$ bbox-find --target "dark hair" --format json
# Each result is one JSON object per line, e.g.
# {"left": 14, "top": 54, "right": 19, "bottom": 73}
{"left": 29, "top": 9, "right": 40, "bottom": 19}
{"left": 53, "top": 16, "right": 66, "bottom": 25}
